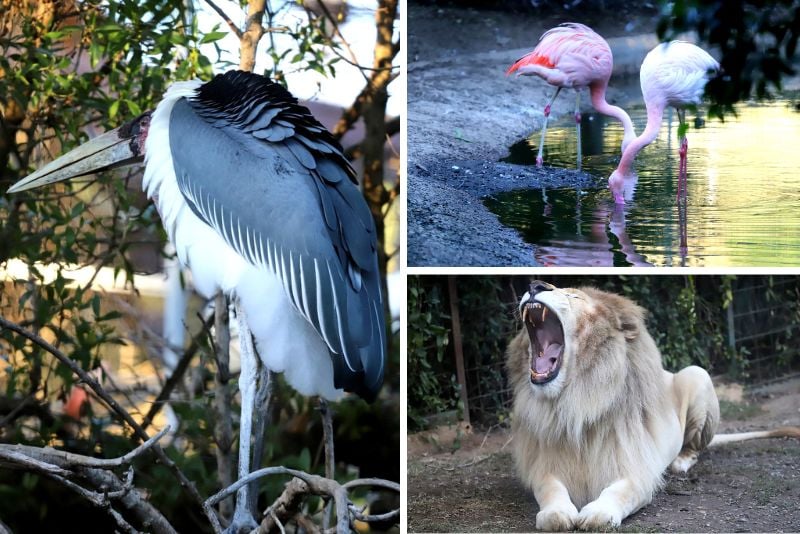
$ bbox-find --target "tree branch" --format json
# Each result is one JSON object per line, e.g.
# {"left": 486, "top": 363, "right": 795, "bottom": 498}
{"left": 0, "top": 427, "right": 176, "bottom": 534}
{"left": 204, "top": 0, "right": 243, "bottom": 40}
{"left": 331, "top": 37, "right": 399, "bottom": 140}
{"left": 240, "top": 0, "right": 266, "bottom": 72}
{"left": 204, "top": 466, "right": 401, "bottom": 534}
{"left": 0, "top": 426, "right": 170, "bottom": 469}
{"left": 0, "top": 316, "right": 206, "bottom": 514}
{"left": 212, "top": 292, "right": 234, "bottom": 523}
{"left": 140, "top": 310, "right": 215, "bottom": 432}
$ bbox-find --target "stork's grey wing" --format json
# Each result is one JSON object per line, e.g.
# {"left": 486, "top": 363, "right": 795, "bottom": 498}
{"left": 167, "top": 71, "right": 384, "bottom": 399}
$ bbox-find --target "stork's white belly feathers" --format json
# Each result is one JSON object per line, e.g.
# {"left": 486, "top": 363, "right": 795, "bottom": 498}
{"left": 143, "top": 81, "right": 341, "bottom": 400}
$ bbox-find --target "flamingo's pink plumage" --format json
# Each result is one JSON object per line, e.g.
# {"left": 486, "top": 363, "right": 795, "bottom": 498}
{"left": 508, "top": 23, "right": 635, "bottom": 168}
{"left": 608, "top": 41, "right": 720, "bottom": 204}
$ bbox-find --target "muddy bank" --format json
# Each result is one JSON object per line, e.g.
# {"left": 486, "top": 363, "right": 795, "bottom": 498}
{"left": 408, "top": 160, "right": 599, "bottom": 266}
{"left": 407, "top": 3, "right": 661, "bottom": 266}
{"left": 408, "top": 377, "right": 800, "bottom": 532}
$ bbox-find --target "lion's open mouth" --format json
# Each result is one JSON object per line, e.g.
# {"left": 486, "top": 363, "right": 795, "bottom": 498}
{"left": 522, "top": 300, "right": 564, "bottom": 385}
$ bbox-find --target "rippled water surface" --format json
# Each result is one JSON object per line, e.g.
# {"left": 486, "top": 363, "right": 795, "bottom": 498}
{"left": 485, "top": 99, "right": 800, "bottom": 266}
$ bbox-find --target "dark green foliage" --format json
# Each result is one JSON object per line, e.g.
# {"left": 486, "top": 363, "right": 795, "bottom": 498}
{"left": 658, "top": 0, "right": 800, "bottom": 117}
{"left": 408, "top": 276, "right": 456, "bottom": 429}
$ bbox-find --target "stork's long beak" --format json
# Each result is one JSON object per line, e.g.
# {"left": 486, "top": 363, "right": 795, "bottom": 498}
{"left": 7, "top": 112, "right": 151, "bottom": 194}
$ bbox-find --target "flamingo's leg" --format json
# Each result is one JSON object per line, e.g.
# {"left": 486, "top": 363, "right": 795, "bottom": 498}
{"left": 575, "top": 90, "right": 582, "bottom": 171}
{"left": 536, "top": 87, "right": 562, "bottom": 167}
{"left": 677, "top": 109, "right": 688, "bottom": 203}
{"left": 229, "top": 300, "right": 259, "bottom": 533}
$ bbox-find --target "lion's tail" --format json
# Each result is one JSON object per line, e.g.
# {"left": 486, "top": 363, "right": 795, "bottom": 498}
{"left": 709, "top": 426, "right": 800, "bottom": 447}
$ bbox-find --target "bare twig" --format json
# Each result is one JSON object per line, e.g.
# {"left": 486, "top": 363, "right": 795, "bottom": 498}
{"left": 210, "top": 467, "right": 400, "bottom": 533}
{"left": 294, "top": 513, "right": 321, "bottom": 534}
{"left": 0, "top": 426, "right": 170, "bottom": 469}
{"left": 0, "top": 431, "right": 177, "bottom": 534}
{"left": 212, "top": 292, "right": 235, "bottom": 523}
{"left": 204, "top": 0, "right": 243, "bottom": 40}
{"left": 319, "top": 398, "right": 335, "bottom": 529}
{"left": 269, "top": 509, "right": 286, "bottom": 534}
{"left": 342, "top": 477, "right": 401, "bottom": 492}
{"left": 307, "top": 1, "right": 369, "bottom": 83}
{"left": 0, "top": 316, "right": 206, "bottom": 513}
{"left": 205, "top": 467, "right": 350, "bottom": 534}
{"left": 261, "top": 477, "right": 309, "bottom": 532}
{"left": 0, "top": 394, "right": 33, "bottom": 428}
{"left": 348, "top": 504, "right": 400, "bottom": 523}
{"left": 343, "top": 115, "right": 400, "bottom": 160}
{"left": 140, "top": 310, "right": 213, "bottom": 431}
{"left": 0, "top": 449, "right": 72, "bottom": 476}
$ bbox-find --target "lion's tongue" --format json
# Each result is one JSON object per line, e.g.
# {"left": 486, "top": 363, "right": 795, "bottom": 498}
{"left": 534, "top": 343, "right": 562, "bottom": 373}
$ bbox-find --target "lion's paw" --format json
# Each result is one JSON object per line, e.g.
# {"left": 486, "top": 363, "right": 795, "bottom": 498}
{"left": 536, "top": 503, "right": 579, "bottom": 532}
{"left": 576, "top": 500, "right": 622, "bottom": 531}
{"left": 670, "top": 452, "right": 698, "bottom": 474}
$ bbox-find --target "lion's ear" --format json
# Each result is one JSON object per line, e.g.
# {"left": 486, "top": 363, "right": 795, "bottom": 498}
{"left": 617, "top": 304, "right": 645, "bottom": 340}
{"left": 619, "top": 317, "right": 639, "bottom": 340}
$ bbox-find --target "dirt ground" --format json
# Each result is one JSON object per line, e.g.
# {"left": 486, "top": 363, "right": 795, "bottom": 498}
{"left": 407, "top": 377, "right": 800, "bottom": 533}
{"left": 407, "top": 2, "right": 662, "bottom": 266}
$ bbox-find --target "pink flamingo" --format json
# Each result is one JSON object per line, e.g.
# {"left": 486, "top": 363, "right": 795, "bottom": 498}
{"left": 608, "top": 41, "right": 720, "bottom": 204}
{"left": 507, "top": 23, "right": 635, "bottom": 170}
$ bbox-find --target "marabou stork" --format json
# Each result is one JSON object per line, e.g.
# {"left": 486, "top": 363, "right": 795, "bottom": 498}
{"left": 8, "top": 70, "right": 386, "bottom": 530}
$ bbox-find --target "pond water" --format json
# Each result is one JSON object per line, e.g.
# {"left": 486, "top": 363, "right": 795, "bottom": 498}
{"left": 485, "top": 99, "right": 800, "bottom": 266}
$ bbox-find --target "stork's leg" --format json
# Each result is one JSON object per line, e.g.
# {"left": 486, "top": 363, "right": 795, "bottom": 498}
{"left": 536, "top": 87, "right": 562, "bottom": 167}
{"left": 320, "top": 398, "right": 336, "bottom": 530}
{"left": 247, "top": 366, "right": 272, "bottom": 517}
{"left": 229, "top": 300, "right": 259, "bottom": 533}
{"left": 574, "top": 90, "right": 582, "bottom": 172}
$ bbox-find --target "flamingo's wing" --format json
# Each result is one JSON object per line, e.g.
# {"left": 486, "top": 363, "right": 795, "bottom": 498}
{"left": 507, "top": 23, "right": 613, "bottom": 87}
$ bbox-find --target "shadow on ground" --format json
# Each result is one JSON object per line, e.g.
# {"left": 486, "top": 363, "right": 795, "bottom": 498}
{"left": 408, "top": 378, "right": 800, "bottom": 532}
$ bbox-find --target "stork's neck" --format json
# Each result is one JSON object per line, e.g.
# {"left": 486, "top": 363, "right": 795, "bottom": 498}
{"left": 590, "top": 84, "right": 635, "bottom": 149}
{"left": 615, "top": 103, "right": 665, "bottom": 177}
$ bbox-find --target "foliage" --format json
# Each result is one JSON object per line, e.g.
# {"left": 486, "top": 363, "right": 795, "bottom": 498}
{"left": 453, "top": 277, "right": 516, "bottom": 425}
{"left": 262, "top": 2, "right": 343, "bottom": 83}
{"left": 407, "top": 275, "right": 800, "bottom": 429}
{"left": 407, "top": 276, "right": 455, "bottom": 429}
{"left": 657, "top": 0, "right": 800, "bottom": 117}
{"left": 407, "top": 276, "right": 518, "bottom": 429}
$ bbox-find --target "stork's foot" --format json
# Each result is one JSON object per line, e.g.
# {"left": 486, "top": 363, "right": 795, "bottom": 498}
{"left": 535, "top": 156, "right": 543, "bottom": 168}
{"left": 224, "top": 510, "right": 258, "bottom": 534}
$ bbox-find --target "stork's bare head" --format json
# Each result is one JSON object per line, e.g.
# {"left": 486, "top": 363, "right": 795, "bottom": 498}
{"left": 7, "top": 112, "right": 152, "bottom": 193}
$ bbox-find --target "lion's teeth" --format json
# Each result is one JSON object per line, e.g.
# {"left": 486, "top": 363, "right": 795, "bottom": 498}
{"left": 522, "top": 306, "right": 528, "bottom": 322}
{"left": 542, "top": 307, "right": 547, "bottom": 321}
{"left": 530, "top": 369, "right": 536, "bottom": 380}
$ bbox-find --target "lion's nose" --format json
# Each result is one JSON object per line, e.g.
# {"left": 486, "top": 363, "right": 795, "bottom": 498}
{"left": 529, "top": 280, "right": 555, "bottom": 296}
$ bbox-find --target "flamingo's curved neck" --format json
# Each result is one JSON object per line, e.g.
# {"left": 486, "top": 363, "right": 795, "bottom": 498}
{"left": 616, "top": 103, "right": 665, "bottom": 176}
{"left": 590, "top": 85, "right": 635, "bottom": 145}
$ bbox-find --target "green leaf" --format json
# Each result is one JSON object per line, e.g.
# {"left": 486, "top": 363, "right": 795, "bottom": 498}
{"left": 125, "top": 99, "right": 141, "bottom": 115}
{"left": 200, "top": 31, "right": 228, "bottom": 44}
{"left": 109, "top": 100, "right": 120, "bottom": 119}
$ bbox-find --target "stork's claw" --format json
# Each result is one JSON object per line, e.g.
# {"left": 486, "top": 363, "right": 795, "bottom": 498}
{"left": 224, "top": 513, "right": 258, "bottom": 534}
